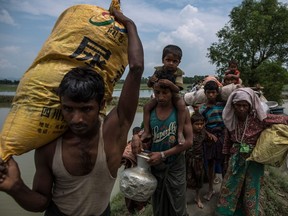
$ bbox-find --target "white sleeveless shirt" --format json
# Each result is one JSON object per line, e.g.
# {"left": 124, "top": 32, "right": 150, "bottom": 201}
{"left": 51, "top": 119, "right": 116, "bottom": 215}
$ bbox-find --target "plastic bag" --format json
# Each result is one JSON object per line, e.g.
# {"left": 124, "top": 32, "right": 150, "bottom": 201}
{"left": 247, "top": 124, "right": 288, "bottom": 167}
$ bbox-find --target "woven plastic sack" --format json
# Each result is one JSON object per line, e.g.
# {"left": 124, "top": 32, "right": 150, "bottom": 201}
{"left": 184, "top": 88, "right": 207, "bottom": 106}
{"left": 220, "top": 83, "right": 240, "bottom": 101}
{"left": 247, "top": 124, "right": 288, "bottom": 167}
{"left": 0, "top": 1, "right": 128, "bottom": 161}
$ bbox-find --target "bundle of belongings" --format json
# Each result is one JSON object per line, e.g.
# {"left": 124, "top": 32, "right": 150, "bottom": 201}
{"left": 0, "top": 0, "right": 128, "bottom": 161}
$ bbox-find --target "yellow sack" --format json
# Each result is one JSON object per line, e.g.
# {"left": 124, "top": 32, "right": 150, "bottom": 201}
{"left": 0, "top": 1, "right": 128, "bottom": 161}
{"left": 247, "top": 124, "right": 288, "bottom": 167}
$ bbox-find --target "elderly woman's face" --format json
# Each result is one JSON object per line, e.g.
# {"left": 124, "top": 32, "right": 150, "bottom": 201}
{"left": 233, "top": 100, "right": 250, "bottom": 120}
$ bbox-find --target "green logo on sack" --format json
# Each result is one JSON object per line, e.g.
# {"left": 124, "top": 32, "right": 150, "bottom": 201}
{"left": 89, "top": 11, "right": 127, "bottom": 33}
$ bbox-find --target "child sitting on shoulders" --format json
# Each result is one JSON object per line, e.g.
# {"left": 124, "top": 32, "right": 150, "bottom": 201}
{"left": 141, "top": 44, "right": 186, "bottom": 145}
{"left": 223, "top": 59, "right": 241, "bottom": 85}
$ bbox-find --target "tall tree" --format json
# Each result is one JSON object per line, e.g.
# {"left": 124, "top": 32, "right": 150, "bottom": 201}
{"left": 207, "top": 0, "right": 288, "bottom": 99}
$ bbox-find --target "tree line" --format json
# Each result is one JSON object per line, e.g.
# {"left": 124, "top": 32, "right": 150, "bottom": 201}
{"left": 2, "top": 0, "right": 288, "bottom": 103}
{"left": 115, "top": 76, "right": 206, "bottom": 86}
{"left": 207, "top": 0, "right": 288, "bottom": 102}
{"left": 0, "top": 79, "right": 20, "bottom": 85}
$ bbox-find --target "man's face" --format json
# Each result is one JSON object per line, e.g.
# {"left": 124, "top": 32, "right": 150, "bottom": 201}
{"left": 153, "top": 84, "right": 173, "bottom": 106}
{"left": 60, "top": 96, "right": 103, "bottom": 136}
{"left": 162, "top": 53, "right": 180, "bottom": 72}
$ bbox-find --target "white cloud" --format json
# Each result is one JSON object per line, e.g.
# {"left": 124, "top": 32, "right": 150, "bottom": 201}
{"left": 0, "top": 58, "right": 18, "bottom": 69}
{"left": 0, "top": 46, "right": 21, "bottom": 54}
{"left": 0, "top": 9, "right": 16, "bottom": 25}
{"left": 3, "top": 0, "right": 286, "bottom": 79}
{"left": 137, "top": 2, "right": 229, "bottom": 77}
{"left": 4, "top": 0, "right": 111, "bottom": 17}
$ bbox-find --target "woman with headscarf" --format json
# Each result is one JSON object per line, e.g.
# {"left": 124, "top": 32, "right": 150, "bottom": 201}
{"left": 215, "top": 87, "right": 288, "bottom": 216}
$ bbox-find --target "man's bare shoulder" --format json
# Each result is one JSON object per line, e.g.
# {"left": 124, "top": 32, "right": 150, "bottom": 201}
{"left": 35, "top": 139, "right": 58, "bottom": 165}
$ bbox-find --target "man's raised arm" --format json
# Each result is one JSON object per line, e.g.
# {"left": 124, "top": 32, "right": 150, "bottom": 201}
{"left": 112, "top": 9, "right": 144, "bottom": 125}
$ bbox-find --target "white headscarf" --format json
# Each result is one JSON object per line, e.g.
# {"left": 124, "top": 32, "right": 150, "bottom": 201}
{"left": 222, "top": 87, "right": 267, "bottom": 131}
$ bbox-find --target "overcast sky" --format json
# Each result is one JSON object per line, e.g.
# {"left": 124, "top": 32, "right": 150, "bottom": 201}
{"left": 0, "top": 0, "right": 288, "bottom": 80}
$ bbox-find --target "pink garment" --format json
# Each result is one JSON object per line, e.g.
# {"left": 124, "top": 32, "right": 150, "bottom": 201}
{"left": 203, "top": 75, "right": 223, "bottom": 87}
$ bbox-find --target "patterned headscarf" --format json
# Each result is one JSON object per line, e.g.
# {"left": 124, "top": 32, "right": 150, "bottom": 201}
{"left": 222, "top": 87, "right": 267, "bottom": 131}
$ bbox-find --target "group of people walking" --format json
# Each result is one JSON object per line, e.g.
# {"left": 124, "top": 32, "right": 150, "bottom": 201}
{"left": 130, "top": 42, "right": 288, "bottom": 216}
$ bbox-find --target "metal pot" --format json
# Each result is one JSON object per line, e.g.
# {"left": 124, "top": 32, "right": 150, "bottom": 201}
{"left": 119, "top": 152, "right": 157, "bottom": 202}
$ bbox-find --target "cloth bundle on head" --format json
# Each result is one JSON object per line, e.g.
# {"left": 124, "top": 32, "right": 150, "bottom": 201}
{"left": 222, "top": 87, "right": 267, "bottom": 131}
{"left": 203, "top": 75, "right": 223, "bottom": 87}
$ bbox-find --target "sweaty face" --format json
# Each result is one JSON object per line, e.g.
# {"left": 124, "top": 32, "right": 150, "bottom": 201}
{"left": 233, "top": 100, "right": 250, "bottom": 120}
{"left": 162, "top": 53, "right": 180, "bottom": 72}
{"left": 153, "top": 84, "right": 173, "bottom": 106}
{"left": 205, "top": 90, "right": 218, "bottom": 102}
{"left": 61, "top": 96, "right": 102, "bottom": 136}
{"left": 192, "top": 120, "right": 204, "bottom": 133}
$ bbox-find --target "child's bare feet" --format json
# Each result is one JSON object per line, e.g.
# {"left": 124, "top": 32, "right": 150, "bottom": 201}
{"left": 203, "top": 190, "right": 215, "bottom": 201}
{"left": 178, "top": 132, "right": 185, "bottom": 145}
{"left": 141, "top": 131, "right": 152, "bottom": 142}
{"left": 195, "top": 198, "right": 204, "bottom": 209}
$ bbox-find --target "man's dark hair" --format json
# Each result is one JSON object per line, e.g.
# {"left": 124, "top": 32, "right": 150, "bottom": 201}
{"left": 58, "top": 67, "right": 105, "bottom": 104}
{"left": 191, "top": 112, "right": 205, "bottom": 124}
{"left": 162, "top": 45, "right": 182, "bottom": 61}
{"left": 204, "top": 80, "right": 219, "bottom": 93}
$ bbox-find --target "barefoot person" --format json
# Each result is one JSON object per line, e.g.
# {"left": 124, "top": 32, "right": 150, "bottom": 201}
{"left": 0, "top": 9, "right": 144, "bottom": 216}
{"left": 216, "top": 88, "right": 288, "bottom": 216}
{"left": 199, "top": 81, "right": 226, "bottom": 201}
{"left": 185, "top": 112, "right": 206, "bottom": 209}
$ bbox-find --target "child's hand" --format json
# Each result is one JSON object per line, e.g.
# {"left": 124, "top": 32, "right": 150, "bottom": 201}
{"left": 206, "top": 132, "right": 218, "bottom": 142}
{"left": 131, "top": 133, "right": 143, "bottom": 155}
{"left": 157, "top": 79, "right": 179, "bottom": 93}
{"left": 149, "top": 75, "right": 158, "bottom": 84}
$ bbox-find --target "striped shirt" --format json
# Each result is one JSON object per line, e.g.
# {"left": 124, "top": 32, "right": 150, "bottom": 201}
{"left": 199, "top": 102, "right": 225, "bottom": 131}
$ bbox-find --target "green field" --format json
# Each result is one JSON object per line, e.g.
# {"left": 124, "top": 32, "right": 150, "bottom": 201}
{"left": 0, "top": 84, "right": 17, "bottom": 92}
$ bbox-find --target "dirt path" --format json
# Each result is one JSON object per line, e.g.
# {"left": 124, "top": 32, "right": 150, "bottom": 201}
{"left": 186, "top": 182, "right": 222, "bottom": 216}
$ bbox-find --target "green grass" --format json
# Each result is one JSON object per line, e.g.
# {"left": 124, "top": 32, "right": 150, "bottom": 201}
{"left": 261, "top": 165, "right": 288, "bottom": 216}
{"left": 0, "top": 84, "right": 17, "bottom": 91}
{"left": 110, "top": 193, "right": 153, "bottom": 216}
{"left": 110, "top": 165, "right": 288, "bottom": 216}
